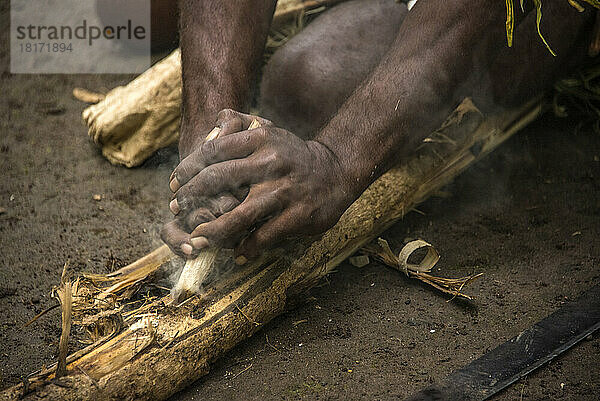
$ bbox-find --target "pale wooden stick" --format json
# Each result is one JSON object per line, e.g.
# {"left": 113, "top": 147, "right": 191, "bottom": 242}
{"left": 170, "top": 120, "right": 261, "bottom": 304}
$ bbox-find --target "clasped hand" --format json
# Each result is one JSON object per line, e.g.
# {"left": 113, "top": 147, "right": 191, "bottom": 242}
{"left": 161, "top": 109, "right": 353, "bottom": 262}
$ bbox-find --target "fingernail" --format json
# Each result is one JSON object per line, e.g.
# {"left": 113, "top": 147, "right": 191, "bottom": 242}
{"left": 235, "top": 255, "right": 248, "bottom": 265}
{"left": 169, "top": 199, "right": 179, "bottom": 214}
{"left": 181, "top": 243, "right": 193, "bottom": 255}
{"left": 191, "top": 236, "right": 209, "bottom": 249}
{"left": 191, "top": 223, "right": 208, "bottom": 238}
{"left": 169, "top": 177, "right": 180, "bottom": 192}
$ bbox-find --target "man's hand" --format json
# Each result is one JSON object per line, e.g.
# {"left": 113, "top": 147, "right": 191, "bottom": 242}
{"left": 161, "top": 110, "right": 355, "bottom": 261}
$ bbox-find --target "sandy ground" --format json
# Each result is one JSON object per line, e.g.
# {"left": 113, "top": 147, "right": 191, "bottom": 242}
{"left": 1, "top": 5, "right": 599, "bottom": 401}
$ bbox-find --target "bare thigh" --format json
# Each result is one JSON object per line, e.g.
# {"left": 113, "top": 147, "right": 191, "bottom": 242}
{"left": 260, "top": 0, "right": 596, "bottom": 137}
{"left": 259, "top": 0, "right": 408, "bottom": 138}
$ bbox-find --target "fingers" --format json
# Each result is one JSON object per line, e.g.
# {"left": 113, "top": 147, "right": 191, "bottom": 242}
{"left": 183, "top": 193, "right": 240, "bottom": 231}
{"left": 231, "top": 186, "right": 250, "bottom": 203}
{"left": 215, "top": 109, "right": 273, "bottom": 138}
{"left": 173, "top": 157, "right": 273, "bottom": 214}
{"left": 235, "top": 210, "right": 296, "bottom": 262}
{"left": 184, "top": 208, "right": 216, "bottom": 231}
{"left": 190, "top": 190, "right": 281, "bottom": 248}
{"left": 160, "top": 218, "right": 195, "bottom": 258}
{"left": 170, "top": 109, "right": 268, "bottom": 190}
{"left": 170, "top": 128, "right": 268, "bottom": 192}
{"left": 184, "top": 192, "right": 241, "bottom": 248}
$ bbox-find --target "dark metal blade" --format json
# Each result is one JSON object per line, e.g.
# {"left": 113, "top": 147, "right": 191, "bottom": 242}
{"left": 405, "top": 284, "right": 600, "bottom": 401}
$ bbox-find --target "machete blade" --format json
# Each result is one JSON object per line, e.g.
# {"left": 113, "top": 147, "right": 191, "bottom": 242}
{"left": 405, "top": 284, "right": 600, "bottom": 401}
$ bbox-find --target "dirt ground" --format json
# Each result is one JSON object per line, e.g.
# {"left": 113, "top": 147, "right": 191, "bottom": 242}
{"left": 1, "top": 9, "right": 599, "bottom": 401}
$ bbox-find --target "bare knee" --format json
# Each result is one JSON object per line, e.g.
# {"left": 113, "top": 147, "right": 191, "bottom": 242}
{"left": 259, "top": 0, "right": 407, "bottom": 138}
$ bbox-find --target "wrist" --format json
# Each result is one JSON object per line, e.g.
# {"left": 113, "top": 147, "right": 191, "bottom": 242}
{"left": 179, "top": 99, "right": 246, "bottom": 159}
{"left": 307, "top": 139, "right": 366, "bottom": 207}
{"left": 179, "top": 116, "right": 216, "bottom": 159}
{"left": 313, "top": 109, "right": 396, "bottom": 202}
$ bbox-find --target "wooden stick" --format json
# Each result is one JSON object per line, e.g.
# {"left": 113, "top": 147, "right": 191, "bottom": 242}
{"left": 170, "top": 241, "right": 220, "bottom": 304}
{"left": 170, "top": 120, "right": 261, "bottom": 304}
{"left": 2, "top": 98, "right": 545, "bottom": 401}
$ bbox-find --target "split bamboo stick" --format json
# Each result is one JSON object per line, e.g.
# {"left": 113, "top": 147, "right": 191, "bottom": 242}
{"left": 1, "top": 97, "right": 545, "bottom": 401}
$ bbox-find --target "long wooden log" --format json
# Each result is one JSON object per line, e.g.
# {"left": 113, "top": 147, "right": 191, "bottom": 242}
{"left": 81, "top": 0, "right": 348, "bottom": 167}
{"left": 1, "top": 97, "right": 544, "bottom": 401}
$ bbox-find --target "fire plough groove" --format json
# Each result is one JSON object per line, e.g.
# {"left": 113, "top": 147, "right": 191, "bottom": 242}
{"left": 1, "top": 94, "right": 545, "bottom": 400}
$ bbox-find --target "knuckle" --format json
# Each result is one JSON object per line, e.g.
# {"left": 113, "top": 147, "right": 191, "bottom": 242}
{"left": 175, "top": 160, "right": 192, "bottom": 182}
{"left": 203, "top": 165, "right": 222, "bottom": 185}
{"left": 217, "top": 108, "right": 237, "bottom": 123}
{"left": 220, "top": 117, "right": 243, "bottom": 136}
{"left": 214, "top": 196, "right": 239, "bottom": 215}
{"left": 176, "top": 189, "right": 192, "bottom": 212}
{"left": 257, "top": 151, "right": 284, "bottom": 177}
{"left": 230, "top": 117, "right": 244, "bottom": 132}
{"left": 263, "top": 153, "right": 281, "bottom": 176}
{"left": 186, "top": 208, "right": 215, "bottom": 229}
{"left": 177, "top": 175, "right": 213, "bottom": 211}
{"left": 252, "top": 127, "right": 269, "bottom": 141}
{"left": 200, "top": 139, "right": 218, "bottom": 160}
{"left": 218, "top": 108, "right": 235, "bottom": 118}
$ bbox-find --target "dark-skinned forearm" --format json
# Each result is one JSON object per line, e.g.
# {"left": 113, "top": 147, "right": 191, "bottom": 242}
{"left": 179, "top": 0, "right": 276, "bottom": 156}
{"left": 314, "top": 0, "right": 510, "bottom": 199}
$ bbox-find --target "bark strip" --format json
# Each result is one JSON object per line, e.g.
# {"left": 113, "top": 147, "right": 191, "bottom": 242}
{"left": 55, "top": 281, "right": 72, "bottom": 379}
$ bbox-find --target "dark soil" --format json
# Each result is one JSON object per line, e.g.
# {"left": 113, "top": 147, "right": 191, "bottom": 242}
{"left": 169, "top": 113, "right": 600, "bottom": 401}
{"left": 1, "top": 6, "right": 599, "bottom": 401}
